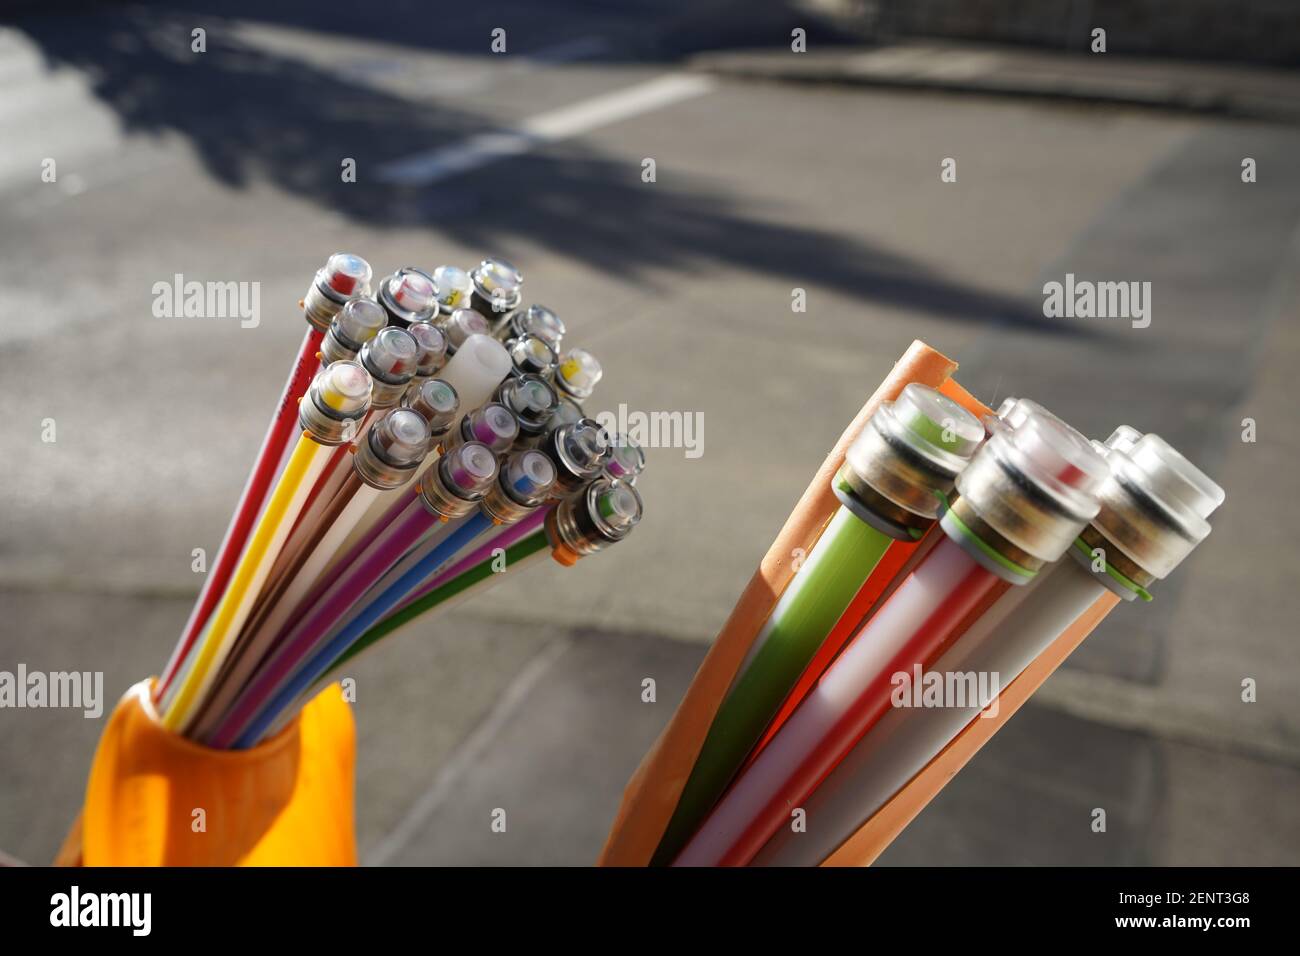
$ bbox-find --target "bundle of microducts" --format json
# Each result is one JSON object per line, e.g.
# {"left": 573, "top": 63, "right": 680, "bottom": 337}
{"left": 599, "top": 343, "right": 1223, "bottom": 867}
{"left": 154, "top": 254, "right": 644, "bottom": 749}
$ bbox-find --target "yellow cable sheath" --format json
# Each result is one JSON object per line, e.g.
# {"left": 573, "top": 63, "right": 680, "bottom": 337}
{"left": 163, "top": 434, "right": 331, "bottom": 731}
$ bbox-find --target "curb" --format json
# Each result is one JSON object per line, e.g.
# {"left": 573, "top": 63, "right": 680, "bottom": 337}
{"left": 689, "top": 46, "right": 1300, "bottom": 124}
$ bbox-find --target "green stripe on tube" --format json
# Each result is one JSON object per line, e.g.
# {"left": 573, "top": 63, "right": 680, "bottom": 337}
{"left": 652, "top": 505, "right": 894, "bottom": 864}
{"left": 326, "top": 531, "right": 551, "bottom": 674}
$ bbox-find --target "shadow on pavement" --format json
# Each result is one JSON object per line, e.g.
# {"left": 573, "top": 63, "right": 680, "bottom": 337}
{"left": 11, "top": 3, "right": 1107, "bottom": 338}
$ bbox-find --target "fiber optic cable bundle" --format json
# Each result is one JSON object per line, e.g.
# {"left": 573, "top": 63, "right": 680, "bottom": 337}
{"left": 59, "top": 254, "right": 645, "bottom": 867}
{"left": 600, "top": 340, "right": 1224, "bottom": 867}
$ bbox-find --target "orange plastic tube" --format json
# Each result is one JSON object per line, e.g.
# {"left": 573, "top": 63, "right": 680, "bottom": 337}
{"left": 56, "top": 678, "right": 356, "bottom": 866}
{"left": 598, "top": 341, "right": 989, "bottom": 867}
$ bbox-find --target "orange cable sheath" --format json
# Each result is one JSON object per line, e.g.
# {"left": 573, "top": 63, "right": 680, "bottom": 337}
{"left": 597, "top": 341, "right": 965, "bottom": 867}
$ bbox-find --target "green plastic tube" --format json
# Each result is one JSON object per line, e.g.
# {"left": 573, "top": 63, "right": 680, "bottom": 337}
{"left": 652, "top": 505, "right": 895, "bottom": 864}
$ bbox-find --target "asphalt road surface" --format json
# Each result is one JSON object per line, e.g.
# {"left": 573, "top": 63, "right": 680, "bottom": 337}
{"left": 1, "top": 2, "right": 1297, "bottom": 865}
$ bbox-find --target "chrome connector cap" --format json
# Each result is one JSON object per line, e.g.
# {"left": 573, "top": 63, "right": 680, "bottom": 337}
{"left": 1089, "top": 426, "right": 1225, "bottom": 581}
{"left": 546, "top": 396, "right": 585, "bottom": 437}
{"left": 359, "top": 326, "right": 420, "bottom": 408}
{"left": 407, "top": 321, "right": 449, "bottom": 379}
{"left": 304, "top": 253, "right": 373, "bottom": 332}
{"left": 542, "top": 418, "right": 613, "bottom": 497}
{"left": 441, "top": 308, "right": 491, "bottom": 356}
{"left": 495, "top": 304, "right": 565, "bottom": 350}
{"left": 419, "top": 441, "right": 499, "bottom": 520}
{"left": 444, "top": 402, "right": 520, "bottom": 456}
{"left": 299, "top": 361, "right": 372, "bottom": 445}
{"left": 403, "top": 378, "right": 460, "bottom": 439}
{"left": 469, "top": 257, "right": 524, "bottom": 318}
{"left": 835, "top": 383, "right": 984, "bottom": 540}
{"left": 555, "top": 348, "right": 602, "bottom": 402}
{"left": 546, "top": 478, "right": 643, "bottom": 563}
{"left": 505, "top": 333, "right": 559, "bottom": 380}
{"left": 432, "top": 265, "right": 472, "bottom": 315}
{"left": 496, "top": 374, "right": 560, "bottom": 441}
{"left": 481, "top": 449, "right": 558, "bottom": 525}
{"left": 321, "top": 297, "right": 387, "bottom": 365}
{"left": 354, "top": 407, "right": 431, "bottom": 489}
{"left": 944, "top": 398, "right": 1108, "bottom": 582}
{"left": 603, "top": 432, "right": 647, "bottom": 484}
{"left": 376, "top": 267, "right": 438, "bottom": 328}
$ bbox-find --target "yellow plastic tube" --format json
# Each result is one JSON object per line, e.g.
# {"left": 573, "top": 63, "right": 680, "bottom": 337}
{"left": 163, "top": 433, "right": 331, "bottom": 731}
{"left": 56, "top": 679, "right": 356, "bottom": 866}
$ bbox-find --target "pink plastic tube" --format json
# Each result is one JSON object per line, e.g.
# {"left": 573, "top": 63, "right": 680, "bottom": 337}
{"left": 204, "top": 492, "right": 439, "bottom": 746}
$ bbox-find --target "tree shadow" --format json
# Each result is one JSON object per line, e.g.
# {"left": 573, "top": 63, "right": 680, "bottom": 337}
{"left": 10, "top": 2, "right": 1105, "bottom": 338}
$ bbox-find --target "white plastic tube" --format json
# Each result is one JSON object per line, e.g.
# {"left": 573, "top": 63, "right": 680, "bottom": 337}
{"left": 675, "top": 538, "right": 995, "bottom": 866}
{"left": 249, "top": 484, "right": 382, "bottom": 663}
{"left": 334, "top": 479, "right": 419, "bottom": 572}
{"left": 438, "top": 333, "right": 511, "bottom": 427}
{"left": 752, "top": 557, "right": 1105, "bottom": 866}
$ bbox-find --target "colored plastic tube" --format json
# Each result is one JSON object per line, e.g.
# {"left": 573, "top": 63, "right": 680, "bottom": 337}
{"left": 654, "top": 382, "right": 985, "bottom": 864}
{"left": 390, "top": 508, "right": 548, "bottom": 616}
{"left": 156, "top": 326, "right": 322, "bottom": 698}
{"left": 162, "top": 432, "right": 333, "bottom": 731}
{"left": 677, "top": 398, "right": 1116, "bottom": 865}
{"left": 653, "top": 506, "right": 895, "bottom": 864}
{"left": 329, "top": 527, "right": 550, "bottom": 676}
{"left": 754, "top": 556, "right": 1100, "bottom": 865}
{"left": 748, "top": 534, "right": 921, "bottom": 761}
{"left": 231, "top": 511, "right": 494, "bottom": 747}
{"left": 204, "top": 491, "right": 448, "bottom": 746}
{"left": 674, "top": 536, "right": 1004, "bottom": 866}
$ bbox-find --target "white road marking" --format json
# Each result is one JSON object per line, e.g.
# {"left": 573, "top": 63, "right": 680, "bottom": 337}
{"left": 376, "top": 72, "right": 717, "bottom": 186}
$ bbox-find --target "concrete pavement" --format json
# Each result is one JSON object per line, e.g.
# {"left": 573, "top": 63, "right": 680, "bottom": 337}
{"left": 1, "top": 4, "right": 1297, "bottom": 865}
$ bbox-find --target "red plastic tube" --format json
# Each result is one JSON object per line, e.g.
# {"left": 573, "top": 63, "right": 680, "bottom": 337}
{"left": 746, "top": 535, "right": 921, "bottom": 763}
{"left": 156, "top": 326, "right": 323, "bottom": 698}
{"left": 675, "top": 536, "right": 1004, "bottom": 867}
